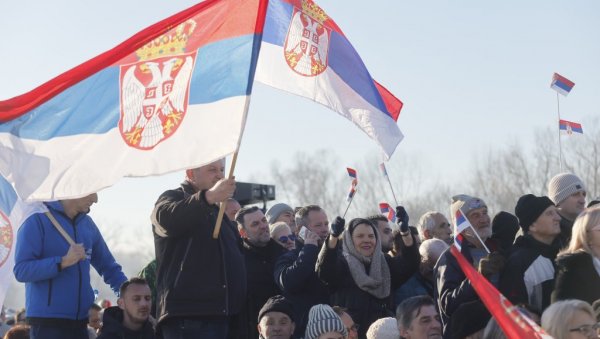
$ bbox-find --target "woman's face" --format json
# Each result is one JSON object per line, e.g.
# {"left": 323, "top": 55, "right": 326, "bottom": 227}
{"left": 567, "top": 309, "right": 597, "bottom": 339}
{"left": 352, "top": 223, "right": 376, "bottom": 257}
{"left": 273, "top": 226, "right": 296, "bottom": 251}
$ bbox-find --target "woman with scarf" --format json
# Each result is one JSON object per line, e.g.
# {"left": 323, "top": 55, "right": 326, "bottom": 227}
{"left": 316, "top": 217, "right": 419, "bottom": 339}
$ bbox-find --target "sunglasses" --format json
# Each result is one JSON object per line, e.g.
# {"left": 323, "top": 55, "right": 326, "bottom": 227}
{"left": 278, "top": 234, "right": 297, "bottom": 243}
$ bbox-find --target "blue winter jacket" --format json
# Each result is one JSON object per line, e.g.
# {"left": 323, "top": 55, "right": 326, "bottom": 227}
{"left": 13, "top": 201, "right": 127, "bottom": 320}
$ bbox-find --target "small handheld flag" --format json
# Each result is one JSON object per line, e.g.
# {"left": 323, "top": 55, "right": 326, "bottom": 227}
{"left": 379, "top": 202, "right": 396, "bottom": 222}
{"left": 559, "top": 119, "right": 583, "bottom": 135}
{"left": 343, "top": 167, "right": 358, "bottom": 217}
{"left": 347, "top": 167, "right": 357, "bottom": 180}
{"left": 551, "top": 73, "right": 575, "bottom": 96}
{"left": 453, "top": 208, "right": 490, "bottom": 253}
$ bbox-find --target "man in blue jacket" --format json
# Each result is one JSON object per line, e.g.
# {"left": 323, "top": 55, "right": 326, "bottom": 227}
{"left": 14, "top": 193, "right": 127, "bottom": 339}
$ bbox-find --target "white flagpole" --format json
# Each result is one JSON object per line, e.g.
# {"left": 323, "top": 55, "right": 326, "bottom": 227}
{"left": 557, "top": 92, "right": 563, "bottom": 172}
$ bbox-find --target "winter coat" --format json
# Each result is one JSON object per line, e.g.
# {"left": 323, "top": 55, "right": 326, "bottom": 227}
{"left": 236, "top": 238, "right": 286, "bottom": 339}
{"left": 96, "top": 306, "right": 155, "bottom": 339}
{"left": 557, "top": 213, "right": 574, "bottom": 248}
{"left": 316, "top": 239, "right": 419, "bottom": 339}
{"left": 552, "top": 251, "right": 600, "bottom": 305}
{"left": 152, "top": 182, "right": 246, "bottom": 324}
{"left": 499, "top": 235, "right": 559, "bottom": 312}
{"left": 273, "top": 240, "right": 330, "bottom": 338}
{"left": 14, "top": 201, "right": 126, "bottom": 322}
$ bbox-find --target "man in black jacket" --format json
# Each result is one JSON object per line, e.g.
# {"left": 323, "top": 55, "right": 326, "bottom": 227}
{"left": 234, "top": 206, "right": 286, "bottom": 339}
{"left": 273, "top": 205, "right": 331, "bottom": 338}
{"left": 152, "top": 159, "right": 246, "bottom": 339}
{"left": 97, "top": 277, "right": 155, "bottom": 339}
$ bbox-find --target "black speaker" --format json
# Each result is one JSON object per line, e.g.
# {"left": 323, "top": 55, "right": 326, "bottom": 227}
{"left": 233, "top": 182, "right": 276, "bottom": 207}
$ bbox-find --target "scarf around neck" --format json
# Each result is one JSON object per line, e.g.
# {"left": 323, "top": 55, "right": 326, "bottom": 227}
{"left": 342, "top": 227, "right": 391, "bottom": 299}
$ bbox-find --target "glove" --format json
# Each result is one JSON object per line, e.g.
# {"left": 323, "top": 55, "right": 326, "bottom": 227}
{"left": 396, "top": 206, "right": 409, "bottom": 233}
{"left": 330, "top": 216, "right": 345, "bottom": 237}
{"left": 478, "top": 252, "right": 505, "bottom": 279}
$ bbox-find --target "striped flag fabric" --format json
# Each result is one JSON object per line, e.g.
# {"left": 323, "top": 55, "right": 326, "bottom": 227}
{"left": 550, "top": 73, "right": 575, "bottom": 96}
{"left": 454, "top": 208, "right": 471, "bottom": 234}
{"left": 379, "top": 202, "right": 396, "bottom": 222}
{"left": 347, "top": 167, "right": 357, "bottom": 180}
{"left": 346, "top": 167, "right": 357, "bottom": 202}
{"left": 559, "top": 119, "right": 583, "bottom": 135}
{"left": 0, "top": 0, "right": 268, "bottom": 201}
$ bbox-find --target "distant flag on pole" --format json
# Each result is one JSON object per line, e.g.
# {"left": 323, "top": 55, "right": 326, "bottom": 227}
{"left": 550, "top": 73, "right": 575, "bottom": 96}
{"left": 379, "top": 202, "right": 396, "bottom": 222}
{"left": 559, "top": 119, "right": 583, "bottom": 135}
{"left": 379, "top": 162, "right": 388, "bottom": 177}
{"left": 346, "top": 167, "right": 358, "bottom": 202}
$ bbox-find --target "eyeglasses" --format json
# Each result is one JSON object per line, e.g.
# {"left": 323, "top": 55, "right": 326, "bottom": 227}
{"left": 278, "top": 234, "right": 296, "bottom": 243}
{"left": 569, "top": 322, "right": 600, "bottom": 337}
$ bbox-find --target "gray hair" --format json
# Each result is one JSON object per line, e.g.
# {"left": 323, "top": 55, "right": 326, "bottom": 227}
{"left": 419, "top": 238, "right": 449, "bottom": 265}
{"left": 416, "top": 211, "right": 444, "bottom": 240}
{"left": 542, "top": 299, "right": 595, "bottom": 339}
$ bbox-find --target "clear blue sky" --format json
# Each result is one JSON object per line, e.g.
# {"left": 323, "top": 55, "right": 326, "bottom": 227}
{"left": 1, "top": 0, "right": 599, "bottom": 307}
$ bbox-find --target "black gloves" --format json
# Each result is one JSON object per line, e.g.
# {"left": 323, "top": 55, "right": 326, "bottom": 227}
{"left": 330, "top": 216, "right": 345, "bottom": 237}
{"left": 396, "top": 206, "right": 409, "bottom": 233}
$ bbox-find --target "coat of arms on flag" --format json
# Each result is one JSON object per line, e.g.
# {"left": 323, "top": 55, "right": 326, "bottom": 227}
{"left": 283, "top": 0, "right": 330, "bottom": 76}
{"left": 0, "top": 211, "right": 12, "bottom": 267}
{"left": 119, "top": 20, "right": 197, "bottom": 149}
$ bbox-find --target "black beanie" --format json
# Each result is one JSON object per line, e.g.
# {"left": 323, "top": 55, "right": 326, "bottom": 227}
{"left": 514, "top": 194, "right": 555, "bottom": 233}
{"left": 258, "top": 295, "right": 295, "bottom": 323}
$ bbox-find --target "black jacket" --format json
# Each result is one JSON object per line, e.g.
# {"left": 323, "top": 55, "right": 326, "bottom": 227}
{"left": 552, "top": 251, "right": 600, "bottom": 305}
{"left": 273, "top": 240, "right": 330, "bottom": 338}
{"left": 557, "top": 213, "right": 574, "bottom": 248}
{"left": 97, "top": 307, "right": 155, "bottom": 339}
{"left": 235, "top": 238, "right": 286, "bottom": 339}
{"left": 499, "top": 235, "right": 559, "bottom": 312}
{"left": 152, "top": 182, "right": 246, "bottom": 324}
{"left": 316, "top": 238, "right": 419, "bottom": 339}
{"left": 434, "top": 238, "right": 499, "bottom": 338}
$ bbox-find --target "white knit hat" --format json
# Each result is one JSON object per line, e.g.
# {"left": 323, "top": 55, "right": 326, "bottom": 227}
{"left": 304, "top": 304, "right": 347, "bottom": 339}
{"left": 366, "top": 317, "right": 400, "bottom": 339}
{"left": 547, "top": 173, "right": 586, "bottom": 205}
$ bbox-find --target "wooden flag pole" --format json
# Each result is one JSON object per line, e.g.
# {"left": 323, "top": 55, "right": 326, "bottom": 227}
{"left": 212, "top": 151, "right": 239, "bottom": 239}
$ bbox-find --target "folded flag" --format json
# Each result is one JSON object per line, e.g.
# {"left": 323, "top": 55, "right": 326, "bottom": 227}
{"left": 550, "top": 73, "right": 575, "bottom": 96}
{"left": 255, "top": 0, "right": 404, "bottom": 159}
{"left": 559, "top": 119, "right": 583, "bottom": 135}
{"left": 0, "top": 0, "right": 268, "bottom": 201}
{"left": 379, "top": 202, "right": 396, "bottom": 222}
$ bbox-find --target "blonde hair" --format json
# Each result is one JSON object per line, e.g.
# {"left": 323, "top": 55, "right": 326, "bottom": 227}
{"left": 269, "top": 221, "right": 291, "bottom": 238}
{"left": 561, "top": 205, "right": 600, "bottom": 256}
{"left": 542, "top": 299, "right": 595, "bottom": 339}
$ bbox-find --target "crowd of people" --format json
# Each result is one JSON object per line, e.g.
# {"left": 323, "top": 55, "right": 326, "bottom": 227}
{"left": 8, "top": 158, "right": 600, "bottom": 339}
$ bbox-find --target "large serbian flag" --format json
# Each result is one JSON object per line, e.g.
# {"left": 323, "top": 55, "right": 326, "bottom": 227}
{"left": 255, "top": 0, "right": 404, "bottom": 159}
{"left": 0, "top": 175, "right": 46, "bottom": 308}
{"left": 0, "top": 0, "right": 268, "bottom": 201}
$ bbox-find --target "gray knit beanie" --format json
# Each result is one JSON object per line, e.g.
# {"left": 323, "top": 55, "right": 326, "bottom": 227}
{"left": 450, "top": 194, "right": 487, "bottom": 225}
{"left": 547, "top": 173, "right": 586, "bottom": 205}
{"left": 304, "top": 304, "right": 347, "bottom": 339}
{"left": 366, "top": 317, "right": 400, "bottom": 339}
{"left": 265, "top": 203, "right": 294, "bottom": 224}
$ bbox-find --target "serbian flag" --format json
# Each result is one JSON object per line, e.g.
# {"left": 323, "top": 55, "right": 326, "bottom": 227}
{"left": 379, "top": 202, "right": 396, "bottom": 223}
{"left": 0, "top": 175, "right": 46, "bottom": 308}
{"left": 450, "top": 244, "right": 553, "bottom": 338}
{"left": 0, "top": 0, "right": 268, "bottom": 201}
{"left": 559, "top": 119, "right": 583, "bottom": 135}
{"left": 454, "top": 208, "right": 471, "bottom": 234}
{"left": 255, "top": 0, "right": 403, "bottom": 159}
{"left": 347, "top": 167, "right": 357, "bottom": 180}
{"left": 550, "top": 73, "right": 575, "bottom": 96}
{"left": 346, "top": 167, "right": 358, "bottom": 202}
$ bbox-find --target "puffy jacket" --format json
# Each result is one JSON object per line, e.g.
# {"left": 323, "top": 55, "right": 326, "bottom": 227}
{"left": 14, "top": 201, "right": 126, "bottom": 321}
{"left": 499, "top": 235, "right": 559, "bottom": 312}
{"left": 273, "top": 240, "right": 330, "bottom": 338}
{"left": 552, "top": 251, "right": 600, "bottom": 305}
{"left": 152, "top": 182, "right": 246, "bottom": 324}
{"left": 97, "top": 306, "right": 155, "bottom": 339}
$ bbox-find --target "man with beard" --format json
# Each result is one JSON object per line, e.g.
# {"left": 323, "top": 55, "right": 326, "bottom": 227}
{"left": 433, "top": 195, "right": 504, "bottom": 338}
{"left": 235, "top": 206, "right": 286, "bottom": 339}
{"left": 97, "top": 277, "right": 154, "bottom": 339}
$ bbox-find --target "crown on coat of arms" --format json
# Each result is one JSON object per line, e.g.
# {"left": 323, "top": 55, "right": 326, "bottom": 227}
{"left": 301, "top": 0, "right": 328, "bottom": 23}
{"left": 136, "top": 19, "right": 197, "bottom": 60}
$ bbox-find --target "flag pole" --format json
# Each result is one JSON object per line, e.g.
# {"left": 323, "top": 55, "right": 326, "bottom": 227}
{"left": 212, "top": 150, "right": 240, "bottom": 239}
{"left": 342, "top": 190, "right": 356, "bottom": 219}
{"left": 556, "top": 92, "right": 563, "bottom": 172}
{"left": 381, "top": 162, "right": 399, "bottom": 206}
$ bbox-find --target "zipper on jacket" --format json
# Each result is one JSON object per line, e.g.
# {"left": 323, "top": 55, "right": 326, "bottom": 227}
{"left": 173, "top": 238, "right": 193, "bottom": 288}
{"left": 47, "top": 279, "right": 53, "bottom": 306}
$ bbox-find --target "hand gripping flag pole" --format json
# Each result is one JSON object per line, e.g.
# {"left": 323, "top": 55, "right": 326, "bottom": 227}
{"left": 342, "top": 168, "right": 358, "bottom": 218}
{"left": 379, "top": 162, "right": 399, "bottom": 206}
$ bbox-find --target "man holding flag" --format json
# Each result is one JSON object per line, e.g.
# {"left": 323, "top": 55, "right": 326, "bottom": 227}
{"left": 433, "top": 194, "right": 504, "bottom": 338}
